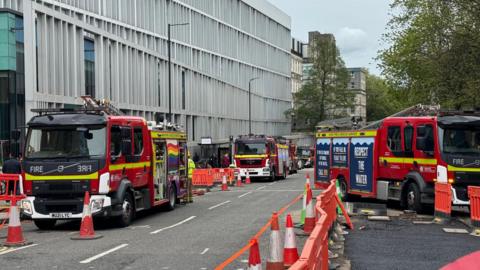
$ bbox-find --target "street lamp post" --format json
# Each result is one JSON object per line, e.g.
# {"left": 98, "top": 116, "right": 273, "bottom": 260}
{"left": 248, "top": 77, "right": 260, "bottom": 135}
{"left": 167, "top": 22, "right": 189, "bottom": 123}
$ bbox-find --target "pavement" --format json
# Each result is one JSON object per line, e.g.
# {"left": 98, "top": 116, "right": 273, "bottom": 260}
{"left": 344, "top": 204, "right": 480, "bottom": 270}
{"left": 0, "top": 169, "right": 312, "bottom": 270}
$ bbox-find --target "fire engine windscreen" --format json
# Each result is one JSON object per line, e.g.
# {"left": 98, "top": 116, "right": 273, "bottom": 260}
{"left": 25, "top": 126, "right": 106, "bottom": 159}
{"left": 236, "top": 141, "right": 267, "bottom": 155}
{"left": 439, "top": 127, "right": 480, "bottom": 155}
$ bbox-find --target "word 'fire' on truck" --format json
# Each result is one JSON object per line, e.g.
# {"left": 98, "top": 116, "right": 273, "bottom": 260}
{"left": 315, "top": 109, "right": 480, "bottom": 212}
{"left": 20, "top": 97, "right": 188, "bottom": 229}
{"left": 234, "top": 135, "right": 289, "bottom": 181}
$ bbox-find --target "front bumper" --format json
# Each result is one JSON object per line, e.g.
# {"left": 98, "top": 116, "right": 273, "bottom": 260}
{"left": 21, "top": 195, "right": 112, "bottom": 219}
{"left": 237, "top": 167, "right": 270, "bottom": 177}
{"left": 451, "top": 186, "right": 470, "bottom": 206}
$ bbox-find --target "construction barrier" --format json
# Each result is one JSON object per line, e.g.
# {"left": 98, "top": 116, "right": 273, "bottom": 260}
{"left": 0, "top": 174, "right": 24, "bottom": 203}
{"left": 433, "top": 182, "right": 452, "bottom": 224}
{"left": 0, "top": 174, "right": 28, "bottom": 247}
{"left": 192, "top": 169, "right": 214, "bottom": 188}
{"left": 290, "top": 179, "right": 352, "bottom": 270}
{"left": 468, "top": 186, "right": 480, "bottom": 236}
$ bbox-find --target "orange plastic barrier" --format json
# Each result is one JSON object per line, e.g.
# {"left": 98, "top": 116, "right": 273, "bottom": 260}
{"left": 290, "top": 179, "right": 353, "bottom": 270}
{"left": 468, "top": 186, "right": 480, "bottom": 232}
{"left": 0, "top": 174, "right": 25, "bottom": 203}
{"left": 192, "top": 169, "right": 214, "bottom": 187}
{"left": 434, "top": 183, "right": 452, "bottom": 223}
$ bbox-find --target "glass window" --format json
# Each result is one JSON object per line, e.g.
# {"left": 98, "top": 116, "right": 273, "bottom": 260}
{"left": 387, "top": 126, "right": 402, "bottom": 152}
{"left": 84, "top": 38, "right": 95, "bottom": 97}
{"left": 26, "top": 126, "right": 106, "bottom": 159}
{"left": 110, "top": 126, "right": 122, "bottom": 156}
{"left": 181, "top": 70, "right": 186, "bottom": 110}
{"left": 404, "top": 126, "right": 414, "bottom": 152}
{"left": 236, "top": 141, "right": 267, "bottom": 155}
{"left": 418, "top": 125, "right": 434, "bottom": 152}
{"left": 133, "top": 127, "right": 143, "bottom": 155}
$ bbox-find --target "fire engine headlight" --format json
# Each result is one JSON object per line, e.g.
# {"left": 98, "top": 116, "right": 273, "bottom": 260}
{"left": 90, "top": 199, "right": 104, "bottom": 213}
{"left": 448, "top": 178, "right": 455, "bottom": 184}
{"left": 263, "top": 167, "right": 270, "bottom": 172}
{"left": 21, "top": 200, "right": 33, "bottom": 215}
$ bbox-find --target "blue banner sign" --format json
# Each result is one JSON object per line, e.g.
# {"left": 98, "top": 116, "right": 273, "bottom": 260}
{"left": 332, "top": 138, "right": 349, "bottom": 168}
{"left": 316, "top": 138, "right": 331, "bottom": 182}
{"left": 349, "top": 137, "right": 375, "bottom": 193}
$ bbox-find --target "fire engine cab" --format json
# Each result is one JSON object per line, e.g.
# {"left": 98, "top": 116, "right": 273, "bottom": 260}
{"left": 315, "top": 106, "right": 480, "bottom": 212}
{"left": 21, "top": 97, "right": 188, "bottom": 229}
{"left": 234, "top": 135, "right": 289, "bottom": 181}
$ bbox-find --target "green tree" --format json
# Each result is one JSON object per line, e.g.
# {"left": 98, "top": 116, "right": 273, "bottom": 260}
{"left": 379, "top": 0, "right": 480, "bottom": 109}
{"left": 366, "top": 74, "right": 403, "bottom": 121}
{"left": 289, "top": 36, "right": 352, "bottom": 131}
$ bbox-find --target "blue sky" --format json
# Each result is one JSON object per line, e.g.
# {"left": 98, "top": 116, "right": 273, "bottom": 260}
{"left": 268, "top": 0, "right": 392, "bottom": 75}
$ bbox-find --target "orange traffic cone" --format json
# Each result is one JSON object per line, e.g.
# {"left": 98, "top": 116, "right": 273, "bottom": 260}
{"left": 266, "top": 212, "right": 283, "bottom": 270}
{"left": 4, "top": 203, "right": 29, "bottom": 247}
{"left": 284, "top": 214, "right": 299, "bottom": 267}
{"left": 236, "top": 173, "right": 243, "bottom": 187}
{"left": 71, "top": 192, "right": 103, "bottom": 240}
{"left": 248, "top": 238, "right": 262, "bottom": 270}
{"left": 221, "top": 175, "right": 229, "bottom": 191}
{"left": 303, "top": 185, "right": 315, "bottom": 234}
{"left": 245, "top": 171, "right": 251, "bottom": 184}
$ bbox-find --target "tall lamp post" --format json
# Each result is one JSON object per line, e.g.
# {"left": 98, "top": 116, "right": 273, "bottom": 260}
{"left": 167, "top": 22, "right": 189, "bottom": 123}
{"left": 248, "top": 77, "right": 260, "bottom": 135}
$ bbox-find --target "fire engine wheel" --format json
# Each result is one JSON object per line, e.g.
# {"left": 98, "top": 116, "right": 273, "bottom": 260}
{"left": 339, "top": 179, "right": 350, "bottom": 202}
{"left": 117, "top": 192, "right": 134, "bottom": 227}
{"left": 166, "top": 185, "right": 176, "bottom": 211}
{"left": 282, "top": 168, "right": 287, "bottom": 180}
{"left": 34, "top": 219, "right": 57, "bottom": 230}
{"left": 406, "top": 182, "right": 423, "bottom": 213}
{"left": 269, "top": 169, "right": 276, "bottom": 182}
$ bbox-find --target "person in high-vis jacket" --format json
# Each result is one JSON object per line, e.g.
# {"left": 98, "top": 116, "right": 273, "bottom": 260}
{"left": 187, "top": 152, "right": 195, "bottom": 203}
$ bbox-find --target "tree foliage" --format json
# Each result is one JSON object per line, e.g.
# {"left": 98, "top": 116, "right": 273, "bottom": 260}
{"left": 289, "top": 37, "right": 352, "bottom": 131}
{"left": 379, "top": 0, "right": 480, "bottom": 109}
{"left": 366, "top": 73, "right": 403, "bottom": 121}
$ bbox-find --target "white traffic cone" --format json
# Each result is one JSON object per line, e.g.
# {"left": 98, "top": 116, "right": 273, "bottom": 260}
{"left": 266, "top": 212, "right": 283, "bottom": 270}
{"left": 221, "top": 175, "right": 229, "bottom": 191}
{"left": 248, "top": 238, "right": 262, "bottom": 270}
{"left": 303, "top": 184, "right": 315, "bottom": 234}
{"left": 283, "top": 214, "right": 299, "bottom": 267}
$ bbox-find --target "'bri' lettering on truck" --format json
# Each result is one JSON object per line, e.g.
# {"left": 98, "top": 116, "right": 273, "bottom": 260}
{"left": 315, "top": 110, "right": 480, "bottom": 212}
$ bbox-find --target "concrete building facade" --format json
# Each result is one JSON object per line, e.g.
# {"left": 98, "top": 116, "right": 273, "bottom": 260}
{"left": 0, "top": 0, "right": 292, "bottom": 148}
{"left": 290, "top": 37, "right": 303, "bottom": 106}
{"left": 348, "top": 67, "right": 367, "bottom": 121}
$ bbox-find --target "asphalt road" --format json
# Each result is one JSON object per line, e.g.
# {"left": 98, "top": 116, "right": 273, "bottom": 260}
{"left": 0, "top": 169, "right": 311, "bottom": 270}
{"left": 345, "top": 207, "right": 480, "bottom": 270}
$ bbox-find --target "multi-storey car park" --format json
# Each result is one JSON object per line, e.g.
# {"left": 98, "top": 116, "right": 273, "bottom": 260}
{"left": 0, "top": 0, "right": 292, "bottom": 151}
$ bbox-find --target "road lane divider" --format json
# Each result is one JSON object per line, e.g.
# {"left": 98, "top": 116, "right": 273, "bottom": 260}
{"left": 200, "top": 248, "right": 209, "bottom": 255}
{"left": 215, "top": 193, "right": 303, "bottom": 270}
{"left": 150, "top": 216, "right": 197, "bottom": 234}
{"left": 238, "top": 191, "right": 253, "bottom": 198}
{"left": 256, "top": 186, "right": 266, "bottom": 191}
{"left": 0, "top": 243, "right": 38, "bottom": 256}
{"left": 79, "top": 243, "right": 128, "bottom": 264}
{"left": 208, "top": 201, "right": 231, "bottom": 210}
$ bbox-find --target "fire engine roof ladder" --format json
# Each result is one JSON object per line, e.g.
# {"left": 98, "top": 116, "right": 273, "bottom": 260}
{"left": 80, "top": 96, "right": 124, "bottom": 116}
{"left": 362, "top": 104, "right": 441, "bottom": 130}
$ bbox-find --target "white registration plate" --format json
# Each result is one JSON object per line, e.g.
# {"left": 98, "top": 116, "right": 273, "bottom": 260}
{"left": 50, "top": 213, "right": 72, "bottom": 218}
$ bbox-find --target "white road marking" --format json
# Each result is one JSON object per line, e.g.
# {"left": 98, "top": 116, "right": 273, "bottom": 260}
{"left": 0, "top": 244, "right": 38, "bottom": 256}
{"left": 208, "top": 200, "right": 231, "bottom": 210}
{"left": 238, "top": 191, "right": 253, "bottom": 198}
{"left": 200, "top": 248, "right": 209, "bottom": 255}
{"left": 79, "top": 243, "right": 128, "bottom": 264}
{"left": 256, "top": 186, "right": 266, "bottom": 191}
{"left": 150, "top": 216, "right": 197, "bottom": 234}
{"left": 268, "top": 182, "right": 275, "bottom": 186}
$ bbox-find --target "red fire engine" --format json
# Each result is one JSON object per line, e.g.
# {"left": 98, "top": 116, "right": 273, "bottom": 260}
{"left": 20, "top": 97, "right": 188, "bottom": 229}
{"left": 315, "top": 106, "right": 480, "bottom": 212}
{"left": 234, "top": 135, "right": 289, "bottom": 181}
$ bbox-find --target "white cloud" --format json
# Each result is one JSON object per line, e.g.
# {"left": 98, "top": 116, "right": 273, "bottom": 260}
{"left": 335, "top": 27, "right": 369, "bottom": 54}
